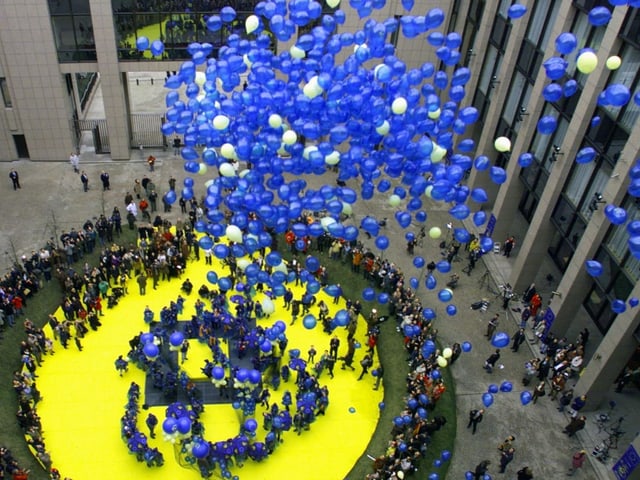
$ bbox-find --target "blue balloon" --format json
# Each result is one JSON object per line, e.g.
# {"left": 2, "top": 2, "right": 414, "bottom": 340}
{"left": 537, "top": 115, "right": 557, "bottom": 135}
{"left": 507, "top": 4, "right": 527, "bottom": 19}
{"left": 585, "top": 260, "right": 603, "bottom": 277}
{"left": 629, "top": 297, "right": 639, "bottom": 308}
{"left": 555, "top": 32, "right": 577, "bottom": 55}
{"left": 461, "top": 341, "right": 472, "bottom": 352}
{"left": 446, "top": 304, "right": 457, "bottom": 316}
{"left": 488, "top": 384, "right": 499, "bottom": 394}
{"left": 437, "top": 289, "right": 453, "bottom": 302}
{"left": 500, "top": 381, "right": 513, "bottom": 392}
{"left": 426, "top": 275, "right": 437, "bottom": 290}
{"left": 375, "top": 235, "right": 390, "bottom": 250}
{"left": 606, "top": 206, "right": 627, "bottom": 225}
{"left": 136, "top": 36, "right": 150, "bottom": 51}
{"left": 576, "top": 147, "right": 597, "bottom": 164}
{"left": 491, "top": 331, "right": 510, "bottom": 348}
{"left": 470, "top": 188, "right": 488, "bottom": 203}
{"left": 611, "top": 299, "right": 626, "bottom": 314}
{"left": 473, "top": 211, "right": 487, "bottom": 227}
{"left": 518, "top": 153, "right": 534, "bottom": 167}
{"left": 474, "top": 155, "right": 490, "bottom": 171}
{"left": 520, "top": 391, "right": 532, "bottom": 405}
{"left": 482, "top": 392, "right": 494, "bottom": 407}
{"left": 542, "top": 83, "right": 563, "bottom": 103}
{"left": 605, "top": 84, "right": 631, "bottom": 108}
{"left": 206, "top": 271, "right": 218, "bottom": 284}
{"left": 362, "top": 287, "right": 376, "bottom": 301}
{"left": 588, "top": 6, "right": 611, "bottom": 27}
{"left": 489, "top": 166, "right": 507, "bottom": 185}
{"left": 413, "top": 256, "right": 425, "bottom": 268}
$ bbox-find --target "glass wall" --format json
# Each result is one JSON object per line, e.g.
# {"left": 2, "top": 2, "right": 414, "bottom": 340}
{"left": 48, "top": 0, "right": 96, "bottom": 62}
{"left": 111, "top": 0, "right": 263, "bottom": 60}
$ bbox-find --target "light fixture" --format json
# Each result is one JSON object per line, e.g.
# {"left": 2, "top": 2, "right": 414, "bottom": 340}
{"left": 550, "top": 145, "right": 564, "bottom": 162}
{"left": 516, "top": 106, "right": 529, "bottom": 122}
{"left": 589, "top": 192, "right": 606, "bottom": 211}
{"left": 489, "top": 76, "right": 500, "bottom": 88}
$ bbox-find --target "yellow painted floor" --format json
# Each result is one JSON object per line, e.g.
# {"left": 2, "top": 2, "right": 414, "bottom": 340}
{"left": 36, "top": 253, "right": 382, "bottom": 480}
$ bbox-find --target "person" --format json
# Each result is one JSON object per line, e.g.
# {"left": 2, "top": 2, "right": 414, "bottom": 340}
{"left": 531, "top": 381, "right": 546, "bottom": 404}
{"left": 373, "top": 364, "right": 383, "bottom": 390}
{"left": 80, "top": 171, "right": 89, "bottom": 192}
{"left": 100, "top": 171, "right": 110, "bottom": 191}
{"left": 70, "top": 152, "right": 80, "bottom": 172}
{"left": 137, "top": 272, "right": 147, "bottom": 295}
{"left": 148, "top": 190, "right": 158, "bottom": 212}
{"left": 324, "top": 351, "right": 336, "bottom": 379}
{"left": 499, "top": 447, "right": 515, "bottom": 473}
{"left": 516, "top": 466, "right": 533, "bottom": 480}
{"left": 566, "top": 450, "right": 586, "bottom": 476}
{"left": 341, "top": 337, "right": 356, "bottom": 370}
{"left": 147, "top": 154, "right": 156, "bottom": 171}
{"left": 115, "top": 355, "right": 128, "bottom": 376}
{"left": 474, "top": 459, "right": 490, "bottom": 479}
{"left": 181, "top": 278, "right": 193, "bottom": 295}
{"left": 503, "top": 235, "right": 515, "bottom": 257}
{"left": 329, "top": 335, "right": 340, "bottom": 358}
{"left": 358, "top": 353, "right": 372, "bottom": 380}
{"left": 558, "top": 389, "right": 574, "bottom": 412}
{"left": 484, "top": 349, "right": 500, "bottom": 373}
{"left": 498, "top": 435, "right": 515, "bottom": 452}
{"left": 571, "top": 394, "right": 587, "bottom": 413}
{"left": 511, "top": 328, "right": 526, "bottom": 352}
{"left": 485, "top": 314, "right": 499, "bottom": 339}
{"left": 146, "top": 412, "right": 158, "bottom": 439}
{"left": 563, "top": 415, "right": 587, "bottom": 437}
{"left": 180, "top": 339, "right": 189, "bottom": 364}
{"left": 307, "top": 345, "right": 316, "bottom": 364}
{"left": 522, "top": 283, "right": 537, "bottom": 304}
{"left": 467, "top": 408, "right": 484, "bottom": 434}
{"left": 173, "top": 136, "right": 181, "bottom": 155}
{"left": 9, "top": 170, "right": 21, "bottom": 190}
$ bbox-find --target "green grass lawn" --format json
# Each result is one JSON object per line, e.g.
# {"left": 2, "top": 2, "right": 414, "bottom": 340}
{"left": 0, "top": 232, "right": 455, "bottom": 480}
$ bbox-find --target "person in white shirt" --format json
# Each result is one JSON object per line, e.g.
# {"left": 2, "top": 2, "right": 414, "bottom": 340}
{"left": 126, "top": 201, "right": 138, "bottom": 217}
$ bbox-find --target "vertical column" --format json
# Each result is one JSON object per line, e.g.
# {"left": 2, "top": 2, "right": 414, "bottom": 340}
{"left": 89, "top": 0, "right": 130, "bottom": 160}
{"left": 573, "top": 284, "right": 640, "bottom": 409}
{"left": 507, "top": 7, "right": 627, "bottom": 292}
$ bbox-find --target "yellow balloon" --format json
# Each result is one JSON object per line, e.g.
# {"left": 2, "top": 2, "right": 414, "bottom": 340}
{"left": 437, "top": 356, "right": 448, "bottom": 368}
{"left": 195, "top": 71, "right": 206, "bottom": 86}
{"left": 576, "top": 51, "right": 598, "bottom": 74}
{"left": 376, "top": 120, "right": 390, "bottom": 135}
{"left": 442, "top": 347, "right": 453, "bottom": 359}
{"left": 290, "top": 45, "right": 306, "bottom": 59}
{"left": 431, "top": 144, "right": 447, "bottom": 162}
{"left": 220, "top": 143, "right": 235, "bottom": 159}
{"left": 226, "top": 225, "right": 243, "bottom": 243}
{"left": 494, "top": 136, "right": 511, "bottom": 152}
{"left": 213, "top": 115, "right": 230, "bottom": 130}
{"left": 268, "top": 114, "right": 282, "bottom": 128}
{"left": 282, "top": 130, "right": 298, "bottom": 145}
{"left": 219, "top": 162, "right": 236, "bottom": 177}
{"left": 245, "top": 14, "right": 259, "bottom": 34}
{"left": 388, "top": 194, "right": 402, "bottom": 207}
{"left": 429, "top": 227, "right": 442, "bottom": 239}
{"left": 606, "top": 55, "right": 621, "bottom": 70}
{"left": 392, "top": 97, "right": 408, "bottom": 115}
{"left": 325, "top": 151, "right": 340, "bottom": 165}
{"left": 342, "top": 202, "right": 352, "bottom": 215}
{"left": 428, "top": 108, "right": 441, "bottom": 119}
{"left": 326, "top": 0, "right": 340, "bottom": 7}
{"left": 198, "top": 164, "right": 207, "bottom": 175}
{"left": 424, "top": 185, "right": 433, "bottom": 198}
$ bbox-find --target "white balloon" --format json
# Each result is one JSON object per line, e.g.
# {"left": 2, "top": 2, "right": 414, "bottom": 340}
{"left": 226, "top": 225, "right": 243, "bottom": 243}
{"left": 213, "top": 115, "right": 230, "bottom": 130}
{"left": 269, "top": 114, "right": 283, "bottom": 128}
{"left": 245, "top": 14, "right": 259, "bottom": 34}
{"left": 195, "top": 71, "right": 206, "bottom": 86}
{"left": 290, "top": 45, "right": 306, "bottom": 59}
{"left": 262, "top": 298, "right": 275, "bottom": 315}
{"left": 220, "top": 143, "right": 236, "bottom": 159}
{"left": 326, "top": 0, "right": 341, "bottom": 8}
{"left": 494, "top": 136, "right": 511, "bottom": 152}
{"left": 431, "top": 144, "right": 447, "bottom": 162}
{"left": 198, "top": 164, "right": 207, "bottom": 175}
{"left": 389, "top": 194, "right": 401, "bottom": 206}
{"left": 376, "top": 120, "right": 390, "bottom": 135}
{"left": 282, "top": 129, "right": 298, "bottom": 145}
{"left": 428, "top": 108, "right": 441, "bottom": 119}
{"left": 236, "top": 258, "right": 251, "bottom": 270}
{"left": 219, "top": 162, "right": 236, "bottom": 177}
{"left": 303, "top": 145, "right": 318, "bottom": 158}
{"left": 320, "top": 216, "right": 337, "bottom": 231}
{"left": 325, "top": 151, "right": 340, "bottom": 165}
{"left": 392, "top": 97, "right": 408, "bottom": 114}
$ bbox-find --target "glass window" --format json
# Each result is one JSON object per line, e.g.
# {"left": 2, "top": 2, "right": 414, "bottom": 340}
{"left": 611, "top": 271, "right": 634, "bottom": 300}
{"left": 540, "top": 2, "right": 561, "bottom": 50}
{"left": 552, "top": 197, "right": 576, "bottom": 234}
{"left": 497, "top": 0, "right": 512, "bottom": 18}
{"left": 565, "top": 161, "right": 595, "bottom": 206}
{"left": 490, "top": 16, "right": 510, "bottom": 50}
{"left": 469, "top": 0, "right": 485, "bottom": 23}
{"left": 620, "top": 9, "right": 640, "bottom": 46}
{"left": 584, "top": 284, "right": 608, "bottom": 329}
{"left": 478, "top": 46, "right": 499, "bottom": 94}
{"left": 595, "top": 247, "right": 618, "bottom": 291}
{"left": 503, "top": 71, "right": 526, "bottom": 124}
{"left": 518, "top": 190, "right": 538, "bottom": 222}
{"left": 526, "top": 0, "right": 551, "bottom": 45}
{"left": 549, "top": 232, "right": 574, "bottom": 272}
{"left": 0, "top": 78, "right": 12, "bottom": 108}
{"left": 568, "top": 216, "right": 586, "bottom": 247}
{"left": 578, "top": 162, "right": 612, "bottom": 217}
{"left": 520, "top": 159, "right": 541, "bottom": 189}
{"left": 586, "top": 110, "right": 615, "bottom": 150}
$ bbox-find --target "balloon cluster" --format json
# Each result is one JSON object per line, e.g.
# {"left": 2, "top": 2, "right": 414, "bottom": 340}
{"left": 141, "top": 332, "right": 160, "bottom": 361}
{"left": 481, "top": 381, "right": 513, "bottom": 408}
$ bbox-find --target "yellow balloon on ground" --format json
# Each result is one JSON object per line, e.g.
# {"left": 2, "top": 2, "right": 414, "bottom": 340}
{"left": 392, "top": 97, "right": 408, "bottom": 114}
{"left": 606, "top": 55, "right": 621, "bottom": 70}
{"left": 290, "top": 45, "right": 306, "bottom": 59}
{"left": 576, "top": 51, "right": 598, "bottom": 74}
{"left": 213, "top": 115, "right": 230, "bottom": 130}
{"left": 388, "top": 194, "right": 402, "bottom": 207}
{"left": 437, "top": 356, "right": 448, "bottom": 368}
{"left": 245, "top": 14, "right": 259, "bottom": 34}
{"left": 269, "top": 114, "right": 283, "bottom": 128}
{"left": 376, "top": 120, "right": 390, "bottom": 135}
{"left": 429, "top": 227, "right": 442, "bottom": 239}
{"left": 428, "top": 108, "right": 441, "bottom": 120}
{"left": 442, "top": 347, "right": 453, "bottom": 359}
{"left": 282, "top": 130, "right": 298, "bottom": 145}
{"left": 494, "top": 136, "right": 511, "bottom": 152}
{"left": 198, "top": 164, "right": 207, "bottom": 175}
{"left": 226, "top": 225, "right": 243, "bottom": 243}
{"left": 220, "top": 143, "right": 235, "bottom": 159}
{"left": 219, "top": 162, "right": 236, "bottom": 177}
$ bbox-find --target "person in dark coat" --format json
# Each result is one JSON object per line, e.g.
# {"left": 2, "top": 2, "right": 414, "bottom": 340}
{"left": 563, "top": 415, "right": 587, "bottom": 437}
